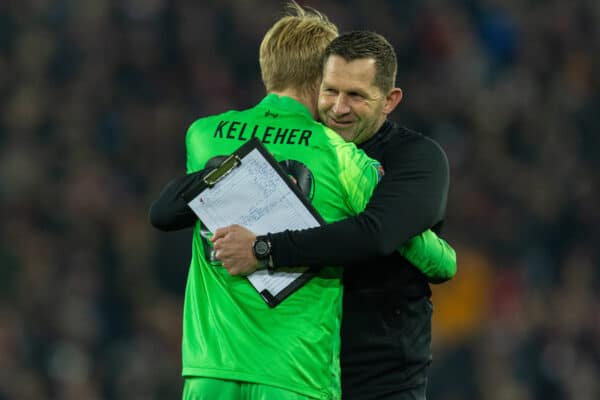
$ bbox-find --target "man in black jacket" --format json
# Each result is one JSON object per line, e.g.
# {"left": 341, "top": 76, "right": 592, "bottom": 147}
{"left": 151, "top": 31, "right": 452, "bottom": 400}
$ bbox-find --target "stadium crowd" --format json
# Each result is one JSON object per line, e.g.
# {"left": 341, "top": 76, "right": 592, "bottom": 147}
{"left": 0, "top": 0, "right": 598, "bottom": 399}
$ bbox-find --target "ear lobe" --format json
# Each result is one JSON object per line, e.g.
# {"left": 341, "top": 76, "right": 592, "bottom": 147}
{"left": 384, "top": 88, "right": 403, "bottom": 114}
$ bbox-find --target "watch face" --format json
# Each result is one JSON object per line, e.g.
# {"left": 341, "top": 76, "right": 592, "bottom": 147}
{"left": 254, "top": 240, "right": 270, "bottom": 257}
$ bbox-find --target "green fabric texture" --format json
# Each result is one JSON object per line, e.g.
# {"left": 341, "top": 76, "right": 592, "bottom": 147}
{"left": 399, "top": 229, "right": 457, "bottom": 283}
{"left": 182, "top": 94, "right": 382, "bottom": 400}
{"left": 183, "top": 377, "right": 317, "bottom": 400}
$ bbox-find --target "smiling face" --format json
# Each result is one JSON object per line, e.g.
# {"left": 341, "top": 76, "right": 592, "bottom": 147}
{"left": 318, "top": 55, "right": 401, "bottom": 144}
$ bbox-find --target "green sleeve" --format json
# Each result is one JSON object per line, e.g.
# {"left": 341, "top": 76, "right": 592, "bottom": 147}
{"left": 398, "top": 229, "right": 457, "bottom": 283}
{"left": 335, "top": 141, "right": 381, "bottom": 215}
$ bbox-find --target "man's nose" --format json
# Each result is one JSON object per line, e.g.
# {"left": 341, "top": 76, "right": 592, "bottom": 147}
{"left": 332, "top": 94, "right": 350, "bottom": 115}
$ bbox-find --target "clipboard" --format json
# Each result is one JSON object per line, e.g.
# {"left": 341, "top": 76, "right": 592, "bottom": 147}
{"left": 182, "top": 137, "right": 325, "bottom": 307}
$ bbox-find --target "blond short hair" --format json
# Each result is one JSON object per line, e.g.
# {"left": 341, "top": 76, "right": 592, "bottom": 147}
{"left": 259, "top": 1, "right": 338, "bottom": 94}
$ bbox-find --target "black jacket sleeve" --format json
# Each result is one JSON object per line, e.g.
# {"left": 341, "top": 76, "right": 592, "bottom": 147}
{"left": 148, "top": 170, "right": 207, "bottom": 231}
{"left": 270, "top": 131, "right": 450, "bottom": 268}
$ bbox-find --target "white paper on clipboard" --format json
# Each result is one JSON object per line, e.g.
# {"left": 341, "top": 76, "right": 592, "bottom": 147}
{"left": 185, "top": 140, "right": 322, "bottom": 306}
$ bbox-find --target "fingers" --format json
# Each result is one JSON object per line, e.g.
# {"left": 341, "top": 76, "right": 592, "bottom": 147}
{"left": 212, "top": 238, "right": 224, "bottom": 252}
{"left": 213, "top": 240, "right": 232, "bottom": 261}
{"left": 210, "top": 224, "right": 243, "bottom": 242}
{"left": 211, "top": 227, "right": 229, "bottom": 242}
{"left": 206, "top": 224, "right": 259, "bottom": 276}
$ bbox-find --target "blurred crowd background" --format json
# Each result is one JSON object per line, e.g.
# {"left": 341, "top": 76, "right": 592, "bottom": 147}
{"left": 1, "top": 0, "right": 599, "bottom": 399}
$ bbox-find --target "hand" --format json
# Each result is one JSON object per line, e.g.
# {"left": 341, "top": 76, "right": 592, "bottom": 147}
{"left": 211, "top": 224, "right": 261, "bottom": 276}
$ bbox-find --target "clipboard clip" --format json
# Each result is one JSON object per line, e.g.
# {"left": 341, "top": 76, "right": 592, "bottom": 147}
{"left": 203, "top": 154, "right": 242, "bottom": 188}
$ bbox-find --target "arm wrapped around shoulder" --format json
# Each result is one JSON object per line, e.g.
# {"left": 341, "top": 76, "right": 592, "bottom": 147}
{"left": 149, "top": 171, "right": 207, "bottom": 231}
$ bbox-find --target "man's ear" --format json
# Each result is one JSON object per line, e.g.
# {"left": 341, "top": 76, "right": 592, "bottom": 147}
{"left": 383, "top": 88, "right": 403, "bottom": 114}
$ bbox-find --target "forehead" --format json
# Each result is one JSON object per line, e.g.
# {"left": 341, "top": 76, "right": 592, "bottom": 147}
{"left": 322, "top": 55, "right": 378, "bottom": 91}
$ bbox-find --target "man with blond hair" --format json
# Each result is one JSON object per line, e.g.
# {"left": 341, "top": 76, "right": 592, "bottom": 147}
{"left": 177, "top": 3, "right": 378, "bottom": 399}
{"left": 151, "top": 3, "right": 455, "bottom": 399}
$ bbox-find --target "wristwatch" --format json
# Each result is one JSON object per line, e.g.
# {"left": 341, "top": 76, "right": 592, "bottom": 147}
{"left": 252, "top": 235, "right": 274, "bottom": 271}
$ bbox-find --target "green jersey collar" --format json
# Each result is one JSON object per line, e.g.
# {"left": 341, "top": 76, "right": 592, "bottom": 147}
{"left": 258, "top": 94, "right": 312, "bottom": 118}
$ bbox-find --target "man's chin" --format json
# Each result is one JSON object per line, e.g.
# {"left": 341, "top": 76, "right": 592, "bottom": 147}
{"left": 327, "top": 127, "right": 351, "bottom": 141}
{"left": 327, "top": 124, "right": 355, "bottom": 141}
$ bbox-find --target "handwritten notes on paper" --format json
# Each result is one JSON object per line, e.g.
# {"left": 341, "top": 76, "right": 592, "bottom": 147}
{"left": 188, "top": 148, "right": 320, "bottom": 234}
{"left": 186, "top": 147, "right": 321, "bottom": 305}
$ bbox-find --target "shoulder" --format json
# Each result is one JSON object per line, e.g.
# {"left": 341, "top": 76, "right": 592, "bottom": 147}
{"left": 325, "top": 126, "right": 374, "bottom": 164}
{"left": 187, "top": 109, "right": 239, "bottom": 133}
{"left": 185, "top": 109, "right": 241, "bottom": 143}
{"left": 384, "top": 123, "right": 448, "bottom": 165}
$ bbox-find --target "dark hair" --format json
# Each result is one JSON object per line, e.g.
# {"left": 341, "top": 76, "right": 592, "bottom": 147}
{"left": 324, "top": 31, "right": 397, "bottom": 93}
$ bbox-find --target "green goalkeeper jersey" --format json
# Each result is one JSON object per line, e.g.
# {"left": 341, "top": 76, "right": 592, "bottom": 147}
{"left": 182, "top": 94, "right": 382, "bottom": 399}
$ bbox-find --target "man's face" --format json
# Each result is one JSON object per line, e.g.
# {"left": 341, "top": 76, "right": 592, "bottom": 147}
{"left": 318, "top": 55, "right": 388, "bottom": 144}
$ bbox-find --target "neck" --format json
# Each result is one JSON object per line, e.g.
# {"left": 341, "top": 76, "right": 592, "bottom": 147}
{"left": 269, "top": 88, "right": 318, "bottom": 120}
